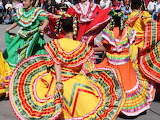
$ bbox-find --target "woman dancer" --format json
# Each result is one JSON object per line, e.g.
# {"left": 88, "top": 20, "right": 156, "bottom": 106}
{"left": 44, "top": 0, "right": 115, "bottom": 45}
{"left": 127, "top": 0, "right": 156, "bottom": 109}
{"left": 0, "top": 51, "right": 11, "bottom": 100}
{"left": 3, "top": 0, "right": 49, "bottom": 68}
{"left": 9, "top": 16, "right": 125, "bottom": 120}
{"left": 94, "top": 9, "right": 155, "bottom": 116}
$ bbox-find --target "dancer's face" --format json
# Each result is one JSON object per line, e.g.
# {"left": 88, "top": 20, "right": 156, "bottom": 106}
{"left": 22, "top": 0, "right": 33, "bottom": 9}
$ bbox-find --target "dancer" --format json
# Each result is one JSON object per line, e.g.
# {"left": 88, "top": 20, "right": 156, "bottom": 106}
{"left": 66, "top": 0, "right": 102, "bottom": 41}
{"left": 94, "top": 9, "right": 155, "bottom": 116}
{"left": 0, "top": 51, "right": 11, "bottom": 100}
{"left": 66, "top": 0, "right": 116, "bottom": 45}
{"left": 127, "top": 0, "right": 155, "bottom": 62}
{"left": 123, "top": 0, "right": 156, "bottom": 115}
{"left": 3, "top": 0, "right": 49, "bottom": 68}
{"left": 9, "top": 16, "right": 125, "bottom": 120}
{"left": 45, "top": 0, "right": 116, "bottom": 46}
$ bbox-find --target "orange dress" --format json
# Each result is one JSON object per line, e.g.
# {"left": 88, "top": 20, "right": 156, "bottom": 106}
{"left": 96, "top": 26, "right": 154, "bottom": 116}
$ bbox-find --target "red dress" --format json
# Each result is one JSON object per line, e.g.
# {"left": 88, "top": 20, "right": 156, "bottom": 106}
{"left": 45, "top": 2, "right": 116, "bottom": 45}
{"left": 67, "top": 1, "right": 101, "bottom": 42}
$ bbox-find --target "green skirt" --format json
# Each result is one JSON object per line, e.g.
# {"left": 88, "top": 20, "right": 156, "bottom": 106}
{"left": 3, "top": 32, "right": 47, "bottom": 68}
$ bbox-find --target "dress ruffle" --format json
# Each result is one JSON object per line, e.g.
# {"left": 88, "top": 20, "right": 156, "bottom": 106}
{"left": 9, "top": 54, "right": 125, "bottom": 120}
{"left": 140, "top": 41, "right": 160, "bottom": 83}
{"left": 44, "top": 39, "right": 94, "bottom": 67}
{"left": 13, "top": 7, "right": 48, "bottom": 27}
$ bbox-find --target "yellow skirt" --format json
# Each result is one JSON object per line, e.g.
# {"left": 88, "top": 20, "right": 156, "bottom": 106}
{"left": 0, "top": 51, "right": 11, "bottom": 96}
{"left": 10, "top": 54, "right": 125, "bottom": 120}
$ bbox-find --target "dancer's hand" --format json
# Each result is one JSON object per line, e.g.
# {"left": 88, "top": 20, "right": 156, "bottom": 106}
{"left": 39, "top": 26, "right": 45, "bottom": 32}
{"left": 56, "top": 82, "right": 63, "bottom": 90}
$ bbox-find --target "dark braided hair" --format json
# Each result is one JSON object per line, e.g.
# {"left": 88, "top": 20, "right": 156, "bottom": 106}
{"left": 108, "top": 9, "right": 128, "bottom": 30}
{"left": 61, "top": 17, "right": 73, "bottom": 33}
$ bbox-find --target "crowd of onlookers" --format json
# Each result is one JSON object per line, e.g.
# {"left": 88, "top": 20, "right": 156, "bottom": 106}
{"left": 0, "top": 0, "right": 23, "bottom": 24}
{"left": 147, "top": 0, "right": 160, "bottom": 21}
{"left": 0, "top": 0, "right": 160, "bottom": 25}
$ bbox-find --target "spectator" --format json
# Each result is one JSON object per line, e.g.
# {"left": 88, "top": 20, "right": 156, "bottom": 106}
{"left": 100, "top": 0, "right": 112, "bottom": 9}
{"left": 55, "top": 0, "right": 62, "bottom": 4}
{"left": 0, "top": 0, "right": 3, "bottom": 9}
{"left": 59, "top": 0, "right": 68, "bottom": 12}
{"left": 147, "top": 0, "right": 157, "bottom": 14}
{"left": 40, "top": 0, "right": 45, "bottom": 8}
{"left": 45, "top": 0, "right": 54, "bottom": 13}
{"left": 3, "top": 14, "right": 12, "bottom": 24}
{"left": 34, "top": 0, "right": 40, "bottom": 7}
{"left": 5, "top": 7, "right": 14, "bottom": 18}
{"left": 152, "top": 0, "right": 160, "bottom": 19}
{"left": 155, "top": 0, "right": 160, "bottom": 12}
{"left": 64, "top": 0, "right": 73, "bottom": 7}
{"left": 0, "top": 8, "right": 4, "bottom": 24}
{"left": 5, "top": 1, "right": 13, "bottom": 10}
{"left": 12, "top": 0, "right": 17, "bottom": 9}
{"left": 15, "top": 0, "right": 23, "bottom": 9}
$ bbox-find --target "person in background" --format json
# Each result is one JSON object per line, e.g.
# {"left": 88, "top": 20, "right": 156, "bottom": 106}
{"left": 59, "top": 0, "right": 69, "bottom": 12}
{"left": 4, "top": 7, "right": 15, "bottom": 18}
{"left": 100, "top": 0, "right": 112, "bottom": 9}
{"left": 3, "top": 7, "right": 14, "bottom": 24}
{"left": 0, "top": 0, "right": 3, "bottom": 9}
{"left": 147, "top": 0, "right": 157, "bottom": 14}
{"left": 155, "top": 0, "right": 160, "bottom": 12}
{"left": 55, "top": 0, "right": 62, "bottom": 4}
{"left": 3, "top": 14, "right": 13, "bottom": 24}
{"left": 40, "top": 0, "right": 45, "bottom": 8}
{"left": 5, "top": 1, "right": 13, "bottom": 10}
{"left": 64, "top": 0, "right": 72, "bottom": 7}
{"left": 44, "top": 0, "right": 52, "bottom": 13}
{"left": 12, "top": 0, "right": 17, "bottom": 10}
{"left": 0, "top": 8, "right": 4, "bottom": 24}
{"left": 15, "top": 0, "right": 23, "bottom": 9}
{"left": 34, "top": 0, "right": 40, "bottom": 7}
{"left": 152, "top": 0, "right": 160, "bottom": 19}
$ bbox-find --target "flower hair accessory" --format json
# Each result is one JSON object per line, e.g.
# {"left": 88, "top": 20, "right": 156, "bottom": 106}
{"left": 108, "top": 9, "right": 128, "bottom": 30}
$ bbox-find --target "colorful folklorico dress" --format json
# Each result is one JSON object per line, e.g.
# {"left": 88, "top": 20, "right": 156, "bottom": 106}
{"left": 139, "top": 23, "right": 160, "bottom": 83}
{"left": 67, "top": 1, "right": 102, "bottom": 41}
{"left": 45, "top": 2, "right": 116, "bottom": 45}
{"left": 66, "top": 1, "right": 116, "bottom": 45}
{"left": 0, "top": 51, "right": 11, "bottom": 98}
{"left": 127, "top": 11, "right": 157, "bottom": 95}
{"left": 9, "top": 38, "right": 125, "bottom": 120}
{"left": 3, "top": 7, "right": 48, "bottom": 68}
{"left": 113, "top": 11, "right": 157, "bottom": 116}
{"left": 96, "top": 26, "right": 155, "bottom": 116}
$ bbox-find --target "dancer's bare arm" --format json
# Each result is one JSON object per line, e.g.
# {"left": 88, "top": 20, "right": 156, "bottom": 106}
{"left": 6, "top": 23, "right": 18, "bottom": 32}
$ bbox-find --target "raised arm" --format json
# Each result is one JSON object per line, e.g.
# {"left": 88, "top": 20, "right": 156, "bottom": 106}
{"left": 93, "top": 46, "right": 106, "bottom": 52}
{"left": 39, "top": 19, "right": 49, "bottom": 32}
{"left": 147, "top": 19, "right": 156, "bottom": 23}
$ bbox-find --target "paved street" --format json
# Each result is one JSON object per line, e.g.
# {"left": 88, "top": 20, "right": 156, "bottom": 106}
{"left": 0, "top": 24, "right": 160, "bottom": 120}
